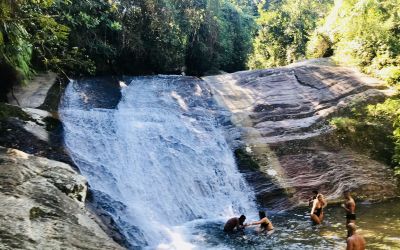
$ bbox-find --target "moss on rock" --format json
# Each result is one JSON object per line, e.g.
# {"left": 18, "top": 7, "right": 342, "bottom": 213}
{"left": 29, "top": 207, "right": 46, "bottom": 220}
{"left": 234, "top": 148, "right": 260, "bottom": 170}
{"left": 0, "top": 103, "right": 31, "bottom": 121}
{"left": 329, "top": 95, "right": 400, "bottom": 168}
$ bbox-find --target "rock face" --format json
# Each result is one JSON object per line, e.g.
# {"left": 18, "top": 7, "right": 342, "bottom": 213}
{"left": 0, "top": 103, "right": 73, "bottom": 166}
{"left": 204, "top": 59, "right": 399, "bottom": 208}
{"left": 0, "top": 147, "right": 123, "bottom": 250}
{"left": 7, "top": 72, "right": 57, "bottom": 108}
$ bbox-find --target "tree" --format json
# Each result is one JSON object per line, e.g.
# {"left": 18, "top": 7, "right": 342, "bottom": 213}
{"left": 248, "top": 0, "right": 333, "bottom": 69}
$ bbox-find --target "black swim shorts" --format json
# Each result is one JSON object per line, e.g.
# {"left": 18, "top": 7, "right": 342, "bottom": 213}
{"left": 346, "top": 213, "right": 356, "bottom": 220}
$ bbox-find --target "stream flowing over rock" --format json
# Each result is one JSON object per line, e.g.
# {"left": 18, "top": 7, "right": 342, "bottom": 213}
{"left": 0, "top": 147, "right": 123, "bottom": 250}
{"left": 204, "top": 59, "right": 399, "bottom": 207}
{"left": 60, "top": 76, "right": 257, "bottom": 248}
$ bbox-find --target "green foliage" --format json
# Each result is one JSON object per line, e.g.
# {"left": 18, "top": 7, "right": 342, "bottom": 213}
{"left": 367, "top": 98, "right": 400, "bottom": 167}
{"left": 319, "top": 0, "right": 400, "bottom": 84}
{"left": 248, "top": 0, "right": 333, "bottom": 69}
{"left": 0, "top": 0, "right": 34, "bottom": 79}
{"left": 0, "top": 0, "right": 97, "bottom": 81}
{"left": 51, "top": 0, "right": 119, "bottom": 74}
{"left": 330, "top": 97, "right": 400, "bottom": 168}
{"left": 306, "top": 32, "right": 333, "bottom": 59}
{"left": 0, "top": 103, "right": 31, "bottom": 121}
{"left": 112, "top": 0, "right": 256, "bottom": 75}
{"left": 0, "top": 0, "right": 257, "bottom": 78}
{"left": 314, "top": 0, "right": 400, "bottom": 172}
{"left": 117, "top": 0, "right": 187, "bottom": 73}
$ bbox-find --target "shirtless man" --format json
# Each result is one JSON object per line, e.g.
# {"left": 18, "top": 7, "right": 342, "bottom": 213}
{"left": 346, "top": 223, "right": 366, "bottom": 250}
{"left": 342, "top": 191, "right": 356, "bottom": 225}
{"left": 223, "top": 215, "right": 246, "bottom": 232}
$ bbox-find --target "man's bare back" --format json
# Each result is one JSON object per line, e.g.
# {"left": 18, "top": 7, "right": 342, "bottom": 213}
{"left": 347, "top": 233, "right": 366, "bottom": 250}
{"left": 223, "top": 215, "right": 246, "bottom": 232}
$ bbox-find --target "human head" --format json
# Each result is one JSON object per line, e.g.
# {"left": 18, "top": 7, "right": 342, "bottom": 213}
{"left": 347, "top": 223, "right": 357, "bottom": 235}
{"left": 259, "top": 211, "right": 266, "bottom": 219}
{"left": 312, "top": 190, "right": 319, "bottom": 196}
{"left": 317, "top": 194, "right": 324, "bottom": 202}
{"left": 239, "top": 215, "right": 246, "bottom": 224}
{"left": 343, "top": 190, "right": 351, "bottom": 199}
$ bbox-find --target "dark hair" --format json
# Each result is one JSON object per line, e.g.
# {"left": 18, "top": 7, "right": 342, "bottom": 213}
{"left": 312, "top": 190, "right": 319, "bottom": 195}
{"left": 239, "top": 215, "right": 246, "bottom": 221}
{"left": 259, "top": 211, "right": 266, "bottom": 219}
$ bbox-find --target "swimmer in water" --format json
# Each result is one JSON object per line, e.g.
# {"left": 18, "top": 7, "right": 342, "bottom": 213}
{"left": 310, "top": 194, "right": 327, "bottom": 224}
{"left": 223, "top": 215, "right": 246, "bottom": 232}
{"left": 246, "top": 211, "right": 274, "bottom": 234}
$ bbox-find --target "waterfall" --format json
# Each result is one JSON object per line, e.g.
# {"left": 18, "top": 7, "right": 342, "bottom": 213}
{"left": 60, "top": 76, "right": 257, "bottom": 248}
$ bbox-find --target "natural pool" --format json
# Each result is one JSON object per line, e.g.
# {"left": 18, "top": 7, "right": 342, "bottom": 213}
{"left": 186, "top": 198, "right": 400, "bottom": 249}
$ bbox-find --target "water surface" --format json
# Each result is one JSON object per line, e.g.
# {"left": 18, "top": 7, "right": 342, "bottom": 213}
{"left": 187, "top": 198, "right": 400, "bottom": 249}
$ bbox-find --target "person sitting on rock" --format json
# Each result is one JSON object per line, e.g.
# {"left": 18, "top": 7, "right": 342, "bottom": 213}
{"left": 346, "top": 223, "right": 366, "bottom": 250}
{"left": 246, "top": 211, "right": 274, "bottom": 234}
{"left": 223, "top": 215, "right": 246, "bottom": 232}
{"left": 310, "top": 193, "right": 327, "bottom": 224}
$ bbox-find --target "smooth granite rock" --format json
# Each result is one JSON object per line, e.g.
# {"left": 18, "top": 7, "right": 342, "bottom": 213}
{"left": 204, "top": 59, "right": 399, "bottom": 207}
{"left": 0, "top": 147, "right": 124, "bottom": 250}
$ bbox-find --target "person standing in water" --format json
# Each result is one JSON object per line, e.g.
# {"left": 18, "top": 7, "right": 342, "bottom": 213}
{"left": 246, "top": 211, "right": 274, "bottom": 234}
{"left": 342, "top": 191, "right": 356, "bottom": 225}
{"left": 223, "top": 215, "right": 246, "bottom": 232}
{"left": 310, "top": 194, "right": 327, "bottom": 224}
{"left": 346, "top": 223, "right": 366, "bottom": 250}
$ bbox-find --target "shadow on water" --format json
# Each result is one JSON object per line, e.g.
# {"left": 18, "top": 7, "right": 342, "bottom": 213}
{"left": 189, "top": 198, "right": 400, "bottom": 249}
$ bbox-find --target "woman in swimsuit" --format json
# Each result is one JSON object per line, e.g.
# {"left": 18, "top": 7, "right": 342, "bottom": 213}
{"left": 246, "top": 211, "right": 274, "bottom": 234}
{"left": 310, "top": 194, "right": 326, "bottom": 224}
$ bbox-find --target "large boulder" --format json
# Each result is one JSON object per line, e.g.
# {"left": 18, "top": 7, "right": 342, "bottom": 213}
{"left": 0, "top": 147, "right": 123, "bottom": 249}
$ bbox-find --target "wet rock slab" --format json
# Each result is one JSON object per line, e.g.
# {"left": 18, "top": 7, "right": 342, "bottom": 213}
{"left": 204, "top": 59, "right": 399, "bottom": 207}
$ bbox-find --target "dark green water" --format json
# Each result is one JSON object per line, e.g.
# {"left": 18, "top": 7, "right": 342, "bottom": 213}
{"left": 188, "top": 198, "right": 400, "bottom": 249}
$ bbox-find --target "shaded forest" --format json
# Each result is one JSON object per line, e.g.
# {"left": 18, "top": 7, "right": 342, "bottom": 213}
{"left": 0, "top": 0, "right": 257, "bottom": 78}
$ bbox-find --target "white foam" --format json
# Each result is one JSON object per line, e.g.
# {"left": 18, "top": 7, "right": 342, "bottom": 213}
{"left": 61, "top": 77, "right": 257, "bottom": 248}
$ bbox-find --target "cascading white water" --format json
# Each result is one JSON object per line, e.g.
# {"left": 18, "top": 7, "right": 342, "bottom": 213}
{"left": 60, "top": 76, "right": 257, "bottom": 248}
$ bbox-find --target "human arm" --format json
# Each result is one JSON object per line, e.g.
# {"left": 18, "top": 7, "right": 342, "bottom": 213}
{"left": 247, "top": 217, "right": 267, "bottom": 226}
{"left": 310, "top": 199, "right": 317, "bottom": 215}
{"left": 341, "top": 203, "right": 350, "bottom": 212}
{"left": 235, "top": 220, "right": 245, "bottom": 230}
